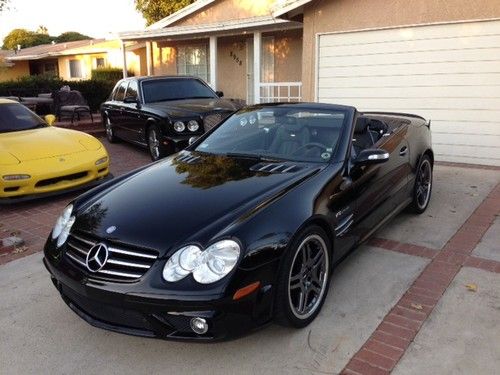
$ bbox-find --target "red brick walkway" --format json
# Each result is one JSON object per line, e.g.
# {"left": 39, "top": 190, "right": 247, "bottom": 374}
{"left": 342, "top": 182, "right": 500, "bottom": 375}
{"left": 0, "top": 139, "right": 150, "bottom": 264}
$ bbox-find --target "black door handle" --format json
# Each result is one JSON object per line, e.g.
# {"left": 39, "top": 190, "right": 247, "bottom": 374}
{"left": 399, "top": 146, "right": 408, "bottom": 156}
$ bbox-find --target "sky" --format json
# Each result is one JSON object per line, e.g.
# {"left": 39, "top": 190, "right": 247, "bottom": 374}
{"left": 0, "top": 0, "right": 146, "bottom": 44}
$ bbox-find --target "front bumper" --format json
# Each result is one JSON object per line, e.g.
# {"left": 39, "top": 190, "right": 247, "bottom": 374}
{"left": 43, "top": 254, "right": 276, "bottom": 341}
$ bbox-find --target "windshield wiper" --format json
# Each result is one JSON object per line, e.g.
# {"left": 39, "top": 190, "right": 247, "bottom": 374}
{"left": 224, "top": 152, "right": 286, "bottom": 162}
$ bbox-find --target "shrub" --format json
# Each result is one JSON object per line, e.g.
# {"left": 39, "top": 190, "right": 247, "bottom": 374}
{"left": 92, "top": 67, "right": 133, "bottom": 81}
{"left": 0, "top": 74, "right": 118, "bottom": 111}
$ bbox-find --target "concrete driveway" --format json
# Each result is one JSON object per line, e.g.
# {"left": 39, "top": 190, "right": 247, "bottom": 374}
{"left": 1, "top": 141, "right": 499, "bottom": 375}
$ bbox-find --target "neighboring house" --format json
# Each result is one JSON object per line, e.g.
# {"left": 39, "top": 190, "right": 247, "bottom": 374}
{"left": 0, "top": 39, "right": 142, "bottom": 81}
{"left": 119, "top": 0, "right": 500, "bottom": 166}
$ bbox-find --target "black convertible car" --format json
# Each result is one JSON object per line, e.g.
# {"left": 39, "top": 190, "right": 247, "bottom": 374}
{"left": 44, "top": 103, "right": 433, "bottom": 341}
{"left": 100, "top": 76, "right": 240, "bottom": 160}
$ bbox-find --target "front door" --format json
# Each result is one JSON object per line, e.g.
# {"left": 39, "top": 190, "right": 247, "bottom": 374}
{"left": 246, "top": 39, "right": 254, "bottom": 104}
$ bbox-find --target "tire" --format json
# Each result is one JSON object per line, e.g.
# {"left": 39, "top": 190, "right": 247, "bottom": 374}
{"left": 104, "top": 115, "right": 118, "bottom": 143}
{"left": 409, "top": 155, "right": 433, "bottom": 214}
{"left": 274, "top": 225, "right": 332, "bottom": 328}
{"left": 147, "top": 124, "right": 169, "bottom": 161}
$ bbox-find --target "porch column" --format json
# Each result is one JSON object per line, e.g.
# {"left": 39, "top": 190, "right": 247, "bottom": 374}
{"left": 209, "top": 36, "right": 217, "bottom": 90}
{"left": 253, "top": 32, "right": 261, "bottom": 104}
{"left": 146, "top": 41, "right": 153, "bottom": 76}
{"left": 121, "top": 40, "right": 128, "bottom": 78}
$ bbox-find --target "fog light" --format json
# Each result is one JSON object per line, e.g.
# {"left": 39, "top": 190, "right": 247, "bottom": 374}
{"left": 190, "top": 317, "right": 208, "bottom": 334}
{"left": 95, "top": 156, "right": 108, "bottom": 166}
{"left": 3, "top": 174, "right": 30, "bottom": 181}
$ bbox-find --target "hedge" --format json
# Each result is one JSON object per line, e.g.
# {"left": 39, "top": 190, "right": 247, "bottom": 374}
{"left": 91, "top": 67, "right": 132, "bottom": 81}
{"left": 0, "top": 75, "right": 118, "bottom": 111}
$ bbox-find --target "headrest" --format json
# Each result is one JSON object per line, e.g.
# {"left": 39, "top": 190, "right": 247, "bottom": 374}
{"left": 279, "top": 116, "right": 303, "bottom": 133}
{"left": 354, "top": 117, "right": 370, "bottom": 134}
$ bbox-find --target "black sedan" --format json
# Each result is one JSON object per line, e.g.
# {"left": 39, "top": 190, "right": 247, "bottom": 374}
{"left": 44, "top": 103, "right": 433, "bottom": 341}
{"left": 100, "top": 76, "right": 240, "bottom": 160}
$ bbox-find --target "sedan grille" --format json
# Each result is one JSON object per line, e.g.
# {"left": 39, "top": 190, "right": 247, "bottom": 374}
{"left": 65, "top": 232, "right": 158, "bottom": 282}
{"left": 203, "top": 112, "right": 231, "bottom": 131}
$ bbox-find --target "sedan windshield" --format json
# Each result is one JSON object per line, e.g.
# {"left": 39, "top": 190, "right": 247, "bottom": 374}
{"left": 0, "top": 103, "right": 47, "bottom": 133}
{"left": 195, "top": 106, "right": 348, "bottom": 163}
{"left": 142, "top": 78, "right": 217, "bottom": 103}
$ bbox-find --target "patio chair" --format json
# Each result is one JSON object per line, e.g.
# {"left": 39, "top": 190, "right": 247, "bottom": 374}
{"left": 52, "top": 90, "right": 93, "bottom": 124}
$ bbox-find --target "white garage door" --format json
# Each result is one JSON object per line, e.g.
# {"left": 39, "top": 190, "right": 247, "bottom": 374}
{"left": 317, "top": 20, "right": 500, "bottom": 166}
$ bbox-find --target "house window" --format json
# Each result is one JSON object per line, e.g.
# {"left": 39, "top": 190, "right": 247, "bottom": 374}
{"left": 176, "top": 45, "right": 208, "bottom": 82}
{"left": 69, "top": 59, "right": 82, "bottom": 78}
{"left": 44, "top": 62, "right": 57, "bottom": 76}
{"left": 95, "top": 57, "right": 106, "bottom": 68}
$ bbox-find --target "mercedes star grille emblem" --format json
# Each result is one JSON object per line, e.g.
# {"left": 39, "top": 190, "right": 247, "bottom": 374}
{"left": 85, "top": 243, "right": 109, "bottom": 272}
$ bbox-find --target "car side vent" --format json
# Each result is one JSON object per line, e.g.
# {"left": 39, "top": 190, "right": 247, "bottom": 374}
{"left": 250, "top": 163, "right": 299, "bottom": 174}
{"left": 176, "top": 153, "right": 201, "bottom": 164}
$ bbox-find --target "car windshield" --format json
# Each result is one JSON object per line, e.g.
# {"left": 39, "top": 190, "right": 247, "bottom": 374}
{"left": 0, "top": 103, "right": 47, "bottom": 133}
{"left": 194, "top": 106, "right": 348, "bottom": 163}
{"left": 142, "top": 78, "right": 217, "bottom": 103}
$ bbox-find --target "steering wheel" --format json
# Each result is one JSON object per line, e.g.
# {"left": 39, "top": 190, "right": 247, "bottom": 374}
{"left": 291, "top": 142, "right": 328, "bottom": 156}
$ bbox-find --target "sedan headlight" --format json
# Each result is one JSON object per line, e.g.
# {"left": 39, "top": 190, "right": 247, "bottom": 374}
{"left": 187, "top": 120, "right": 199, "bottom": 132}
{"left": 173, "top": 121, "right": 186, "bottom": 132}
{"left": 163, "top": 240, "right": 240, "bottom": 284}
{"left": 51, "top": 204, "right": 76, "bottom": 247}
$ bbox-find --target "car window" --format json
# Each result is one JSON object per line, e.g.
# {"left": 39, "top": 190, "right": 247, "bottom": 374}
{"left": 142, "top": 78, "right": 217, "bottom": 103}
{"left": 0, "top": 103, "right": 47, "bottom": 133}
{"left": 114, "top": 82, "right": 128, "bottom": 101}
{"left": 125, "top": 80, "right": 138, "bottom": 100}
{"left": 195, "top": 107, "right": 348, "bottom": 163}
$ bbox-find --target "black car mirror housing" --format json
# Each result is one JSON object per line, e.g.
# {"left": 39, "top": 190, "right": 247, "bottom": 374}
{"left": 354, "top": 148, "right": 390, "bottom": 166}
{"left": 124, "top": 96, "right": 141, "bottom": 108}
{"left": 216, "top": 91, "right": 224, "bottom": 98}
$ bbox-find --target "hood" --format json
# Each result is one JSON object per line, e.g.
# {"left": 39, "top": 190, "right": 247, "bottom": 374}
{"left": 147, "top": 98, "right": 239, "bottom": 117}
{"left": 0, "top": 127, "right": 101, "bottom": 162}
{"left": 74, "top": 152, "right": 321, "bottom": 257}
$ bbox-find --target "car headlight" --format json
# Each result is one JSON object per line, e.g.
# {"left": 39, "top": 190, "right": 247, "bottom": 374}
{"left": 95, "top": 156, "right": 108, "bottom": 166}
{"left": 187, "top": 120, "right": 199, "bottom": 132}
{"left": 3, "top": 174, "right": 30, "bottom": 181}
{"left": 163, "top": 240, "right": 240, "bottom": 284}
{"left": 51, "top": 204, "right": 76, "bottom": 247}
{"left": 173, "top": 121, "right": 185, "bottom": 132}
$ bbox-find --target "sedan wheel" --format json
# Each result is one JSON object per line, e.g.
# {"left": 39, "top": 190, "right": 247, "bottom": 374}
{"left": 105, "top": 116, "right": 117, "bottom": 143}
{"left": 147, "top": 124, "right": 169, "bottom": 161}
{"left": 410, "top": 155, "right": 433, "bottom": 214}
{"left": 275, "top": 226, "right": 331, "bottom": 327}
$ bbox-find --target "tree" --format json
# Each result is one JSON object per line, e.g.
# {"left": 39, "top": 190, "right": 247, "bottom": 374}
{"left": 56, "top": 31, "right": 91, "bottom": 43}
{"left": 0, "top": 0, "right": 9, "bottom": 12}
{"left": 2, "top": 29, "right": 54, "bottom": 50}
{"left": 37, "top": 25, "right": 49, "bottom": 35}
{"left": 135, "top": 0, "right": 195, "bottom": 26}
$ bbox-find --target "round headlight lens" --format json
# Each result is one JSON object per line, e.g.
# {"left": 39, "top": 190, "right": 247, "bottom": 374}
{"left": 187, "top": 120, "right": 199, "bottom": 132}
{"left": 52, "top": 204, "right": 73, "bottom": 240}
{"left": 51, "top": 204, "right": 76, "bottom": 247}
{"left": 173, "top": 121, "right": 186, "bottom": 132}
{"left": 163, "top": 240, "right": 240, "bottom": 284}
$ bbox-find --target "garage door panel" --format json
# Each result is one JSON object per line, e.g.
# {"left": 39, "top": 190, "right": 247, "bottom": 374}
{"left": 319, "top": 22, "right": 500, "bottom": 48}
{"left": 432, "top": 153, "right": 499, "bottom": 166}
{"left": 434, "top": 144, "right": 500, "bottom": 160}
{"left": 318, "top": 74, "right": 500, "bottom": 88}
{"left": 319, "top": 48, "right": 500, "bottom": 67}
{"left": 319, "top": 61, "right": 500, "bottom": 76}
{"left": 319, "top": 34, "right": 500, "bottom": 57}
{"left": 433, "top": 133, "right": 500, "bottom": 148}
{"left": 432, "top": 121, "right": 500, "bottom": 136}
{"left": 318, "top": 85, "right": 500, "bottom": 99}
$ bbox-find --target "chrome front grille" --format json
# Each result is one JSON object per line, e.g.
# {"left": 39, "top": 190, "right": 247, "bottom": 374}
{"left": 65, "top": 232, "right": 158, "bottom": 282}
{"left": 203, "top": 112, "right": 231, "bottom": 131}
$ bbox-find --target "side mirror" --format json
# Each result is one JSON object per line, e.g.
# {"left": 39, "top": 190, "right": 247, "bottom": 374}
{"left": 354, "top": 148, "right": 389, "bottom": 165}
{"left": 124, "top": 96, "right": 141, "bottom": 107}
{"left": 215, "top": 91, "right": 224, "bottom": 98}
{"left": 44, "top": 114, "right": 56, "bottom": 126}
{"left": 188, "top": 136, "right": 199, "bottom": 145}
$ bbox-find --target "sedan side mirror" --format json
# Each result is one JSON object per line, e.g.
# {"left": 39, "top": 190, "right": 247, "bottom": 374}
{"left": 354, "top": 148, "right": 389, "bottom": 165}
{"left": 124, "top": 96, "right": 141, "bottom": 108}
{"left": 216, "top": 91, "right": 224, "bottom": 98}
{"left": 44, "top": 114, "right": 56, "bottom": 126}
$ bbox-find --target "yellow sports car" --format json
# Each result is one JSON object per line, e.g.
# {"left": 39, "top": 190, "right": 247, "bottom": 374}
{"left": 0, "top": 99, "right": 110, "bottom": 203}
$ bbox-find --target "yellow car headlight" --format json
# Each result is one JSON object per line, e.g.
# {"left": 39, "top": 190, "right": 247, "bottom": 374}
{"left": 3, "top": 174, "right": 31, "bottom": 181}
{"left": 95, "top": 157, "right": 108, "bottom": 166}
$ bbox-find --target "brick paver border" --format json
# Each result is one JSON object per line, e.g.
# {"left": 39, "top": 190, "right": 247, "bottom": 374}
{"left": 342, "top": 182, "right": 500, "bottom": 374}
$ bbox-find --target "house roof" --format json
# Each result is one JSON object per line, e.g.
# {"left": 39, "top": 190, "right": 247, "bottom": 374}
{"left": 272, "top": 0, "right": 312, "bottom": 18}
{"left": 5, "top": 39, "right": 106, "bottom": 61}
{"left": 147, "top": 0, "right": 216, "bottom": 30}
{"left": 119, "top": 15, "right": 302, "bottom": 41}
